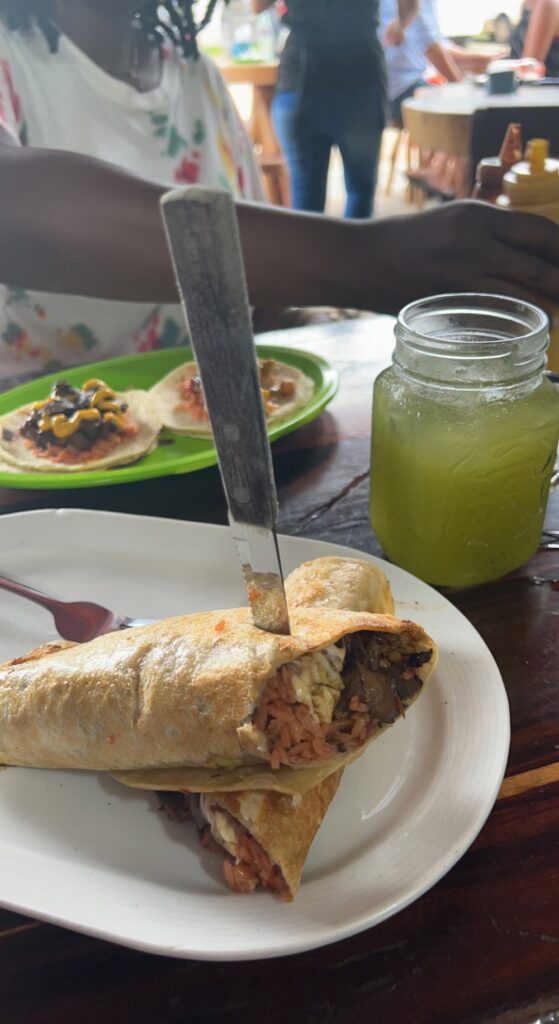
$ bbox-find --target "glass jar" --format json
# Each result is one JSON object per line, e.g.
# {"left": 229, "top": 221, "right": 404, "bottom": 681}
{"left": 370, "top": 294, "right": 559, "bottom": 587}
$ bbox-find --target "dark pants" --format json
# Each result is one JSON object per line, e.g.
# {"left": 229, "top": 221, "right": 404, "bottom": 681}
{"left": 272, "top": 87, "right": 384, "bottom": 218}
{"left": 390, "top": 79, "right": 427, "bottom": 127}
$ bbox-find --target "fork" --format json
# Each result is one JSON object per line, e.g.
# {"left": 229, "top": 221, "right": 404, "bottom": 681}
{"left": 0, "top": 574, "right": 155, "bottom": 643}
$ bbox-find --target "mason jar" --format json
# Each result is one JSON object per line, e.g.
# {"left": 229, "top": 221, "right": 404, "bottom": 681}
{"left": 369, "top": 294, "right": 559, "bottom": 587}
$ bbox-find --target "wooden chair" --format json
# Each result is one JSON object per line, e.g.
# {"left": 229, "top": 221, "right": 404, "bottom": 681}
{"left": 257, "top": 151, "right": 291, "bottom": 206}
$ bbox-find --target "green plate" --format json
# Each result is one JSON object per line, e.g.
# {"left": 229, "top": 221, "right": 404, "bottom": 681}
{"left": 0, "top": 346, "right": 338, "bottom": 490}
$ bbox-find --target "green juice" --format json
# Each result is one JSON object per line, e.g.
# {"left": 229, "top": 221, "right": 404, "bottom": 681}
{"left": 370, "top": 370, "right": 559, "bottom": 587}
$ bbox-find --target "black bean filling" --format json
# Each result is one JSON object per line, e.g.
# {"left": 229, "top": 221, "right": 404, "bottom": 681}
{"left": 20, "top": 380, "right": 127, "bottom": 451}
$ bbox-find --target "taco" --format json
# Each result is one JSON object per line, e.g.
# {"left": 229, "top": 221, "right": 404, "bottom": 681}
{"left": 0, "top": 378, "right": 161, "bottom": 473}
{"left": 149, "top": 358, "right": 314, "bottom": 437}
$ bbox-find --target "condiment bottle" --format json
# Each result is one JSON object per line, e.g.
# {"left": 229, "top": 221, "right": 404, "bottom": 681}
{"left": 472, "top": 122, "right": 522, "bottom": 203}
{"left": 370, "top": 293, "right": 559, "bottom": 587}
{"left": 497, "top": 138, "right": 559, "bottom": 371}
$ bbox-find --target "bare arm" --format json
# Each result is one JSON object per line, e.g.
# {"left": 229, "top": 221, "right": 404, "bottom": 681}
{"left": 522, "top": 0, "right": 559, "bottom": 62}
{"left": 384, "top": 0, "right": 419, "bottom": 46}
{"left": 397, "top": 0, "right": 419, "bottom": 29}
{"left": 1, "top": 145, "right": 559, "bottom": 317}
{"left": 250, "top": 0, "right": 275, "bottom": 12}
{"left": 424, "top": 41, "right": 463, "bottom": 82}
{"left": 444, "top": 43, "right": 509, "bottom": 73}
{"left": 0, "top": 144, "right": 357, "bottom": 308}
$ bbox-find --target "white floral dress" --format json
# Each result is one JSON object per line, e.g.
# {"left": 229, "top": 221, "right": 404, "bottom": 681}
{"left": 0, "top": 24, "right": 264, "bottom": 387}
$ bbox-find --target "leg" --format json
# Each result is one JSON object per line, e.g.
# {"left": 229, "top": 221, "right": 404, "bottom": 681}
{"left": 272, "top": 90, "right": 331, "bottom": 212}
{"left": 332, "top": 88, "right": 385, "bottom": 218}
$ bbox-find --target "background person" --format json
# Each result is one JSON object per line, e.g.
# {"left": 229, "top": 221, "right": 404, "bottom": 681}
{"left": 380, "top": 0, "right": 506, "bottom": 197}
{"left": 511, "top": 0, "right": 559, "bottom": 77}
{"left": 380, "top": 0, "right": 462, "bottom": 125}
{"left": 253, "top": 0, "right": 419, "bottom": 218}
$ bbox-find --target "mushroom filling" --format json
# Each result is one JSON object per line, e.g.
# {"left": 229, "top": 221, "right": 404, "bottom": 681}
{"left": 253, "top": 630, "right": 433, "bottom": 769}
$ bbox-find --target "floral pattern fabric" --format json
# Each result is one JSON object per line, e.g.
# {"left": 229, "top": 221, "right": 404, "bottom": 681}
{"left": 0, "top": 25, "right": 264, "bottom": 385}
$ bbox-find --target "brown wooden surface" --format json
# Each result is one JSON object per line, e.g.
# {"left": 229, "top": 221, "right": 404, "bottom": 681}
{"left": 1, "top": 318, "right": 558, "bottom": 1024}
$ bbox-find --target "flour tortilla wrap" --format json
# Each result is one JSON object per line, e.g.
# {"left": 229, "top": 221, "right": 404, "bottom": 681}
{"left": 158, "top": 769, "right": 343, "bottom": 901}
{"left": 285, "top": 556, "right": 395, "bottom": 616}
{"left": 0, "top": 390, "right": 161, "bottom": 473}
{"left": 152, "top": 557, "right": 392, "bottom": 899}
{"left": 149, "top": 359, "right": 314, "bottom": 437}
{"left": 0, "top": 607, "right": 436, "bottom": 786}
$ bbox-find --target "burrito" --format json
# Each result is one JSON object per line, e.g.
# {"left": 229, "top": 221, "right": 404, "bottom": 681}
{"left": 157, "top": 770, "right": 342, "bottom": 901}
{"left": 149, "top": 357, "right": 314, "bottom": 437}
{"left": 0, "top": 607, "right": 436, "bottom": 784}
{"left": 152, "top": 557, "right": 395, "bottom": 899}
{"left": 0, "top": 378, "right": 161, "bottom": 472}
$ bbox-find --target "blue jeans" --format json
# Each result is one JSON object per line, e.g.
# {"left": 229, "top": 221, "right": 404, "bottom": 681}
{"left": 272, "top": 87, "right": 384, "bottom": 218}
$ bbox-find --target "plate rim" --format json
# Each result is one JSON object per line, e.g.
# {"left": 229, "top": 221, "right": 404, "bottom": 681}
{"left": 0, "top": 508, "right": 511, "bottom": 960}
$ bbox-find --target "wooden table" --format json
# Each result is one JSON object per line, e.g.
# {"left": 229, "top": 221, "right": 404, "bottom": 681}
{"left": 403, "top": 81, "right": 559, "bottom": 158}
{"left": 218, "top": 60, "right": 290, "bottom": 207}
{"left": 2, "top": 318, "right": 559, "bottom": 1024}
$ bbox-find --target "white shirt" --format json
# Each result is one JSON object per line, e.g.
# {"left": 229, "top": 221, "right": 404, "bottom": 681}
{"left": 379, "top": 0, "right": 442, "bottom": 101}
{"left": 0, "top": 23, "right": 264, "bottom": 386}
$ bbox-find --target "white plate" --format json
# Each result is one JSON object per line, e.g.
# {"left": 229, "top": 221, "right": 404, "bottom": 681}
{"left": 0, "top": 509, "right": 509, "bottom": 961}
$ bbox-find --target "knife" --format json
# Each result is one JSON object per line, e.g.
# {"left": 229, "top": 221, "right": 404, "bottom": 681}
{"left": 160, "top": 186, "right": 290, "bottom": 635}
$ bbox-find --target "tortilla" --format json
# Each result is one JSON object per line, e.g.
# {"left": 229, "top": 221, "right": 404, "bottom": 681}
{"left": 113, "top": 750, "right": 363, "bottom": 796}
{"left": 286, "top": 556, "right": 395, "bottom": 616}
{"left": 149, "top": 359, "right": 314, "bottom": 437}
{"left": 0, "top": 605, "right": 436, "bottom": 781}
{"left": 202, "top": 770, "right": 343, "bottom": 900}
{"left": 0, "top": 389, "right": 161, "bottom": 473}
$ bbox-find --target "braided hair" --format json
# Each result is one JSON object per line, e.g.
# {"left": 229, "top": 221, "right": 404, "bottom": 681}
{"left": 0, "top": 1, "right": 226, "bottom": 59}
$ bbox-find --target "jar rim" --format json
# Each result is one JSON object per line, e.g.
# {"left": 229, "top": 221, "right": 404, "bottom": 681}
{"left": 397, "top": 292, "right": 548, "bottom": 354}
{"left": 394, "top": 292, "right": 549, "bottom": 386}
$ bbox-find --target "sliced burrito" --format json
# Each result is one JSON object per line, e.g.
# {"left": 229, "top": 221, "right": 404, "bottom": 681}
{"left": 0, "top": 607, "right": 436, "bottom": 786}
{"left": 151, "top": 557, "right": 395, "bottom": 899}
{"left": 0, "top": 378, "right": 161, "bottom": 473}
{"left": 157, "top": 770, "right": 342, "bottom": 901}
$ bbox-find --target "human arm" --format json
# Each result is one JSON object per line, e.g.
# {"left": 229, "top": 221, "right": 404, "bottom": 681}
{"left": 444, "top": 42, "right": 509, "bottom": 73}
{"left": 250, "top": 0, "right": 275, "bottom": 12}
{"left": 0, "top": 142, "right": 364, "bottom": 308}
{"left": 1, "top": 144, "right": 559, "bottom": 316}
{"left": 383, "top": 0, "right": 419, "bottom": 46}
{"left": 521, "top": 0, "right": 559, "bottom": 63}
{"left": 398, "top": 0, "right": 419, "bottom": 29}
{"left": 424, "top": 41, "right": 463, "bottom": 82}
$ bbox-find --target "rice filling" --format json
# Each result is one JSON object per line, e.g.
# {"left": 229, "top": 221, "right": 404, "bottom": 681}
{"left": 253, "top": 630, "right": 433, "bottom": 769}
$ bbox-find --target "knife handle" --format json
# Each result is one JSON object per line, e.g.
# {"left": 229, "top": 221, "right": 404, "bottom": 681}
{"left": 161, "top": 187, "right": 278, "bottom": 529}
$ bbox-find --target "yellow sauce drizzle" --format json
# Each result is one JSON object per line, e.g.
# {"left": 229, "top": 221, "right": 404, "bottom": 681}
{"left": 39, "top": 408, "right": 102, "bottom": 439}
{"left": 30, "top": 378, "right": 126, "bottom": 441}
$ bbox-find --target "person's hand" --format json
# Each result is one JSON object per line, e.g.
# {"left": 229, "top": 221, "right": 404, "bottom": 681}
{"left": 383, "top": 19, "right": 406, "bottom": 46}
{"left": 354, "top": 201, "right": 559, "bottom": 317}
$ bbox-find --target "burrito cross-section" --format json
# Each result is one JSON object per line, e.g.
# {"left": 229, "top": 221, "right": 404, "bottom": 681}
{"left": 0, "top": 606, "right": 436, "bottom": 775}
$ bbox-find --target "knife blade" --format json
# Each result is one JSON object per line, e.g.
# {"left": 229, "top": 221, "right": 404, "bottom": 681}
{"left": 160, "top": 186, "right": 290, "bottom": 635}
